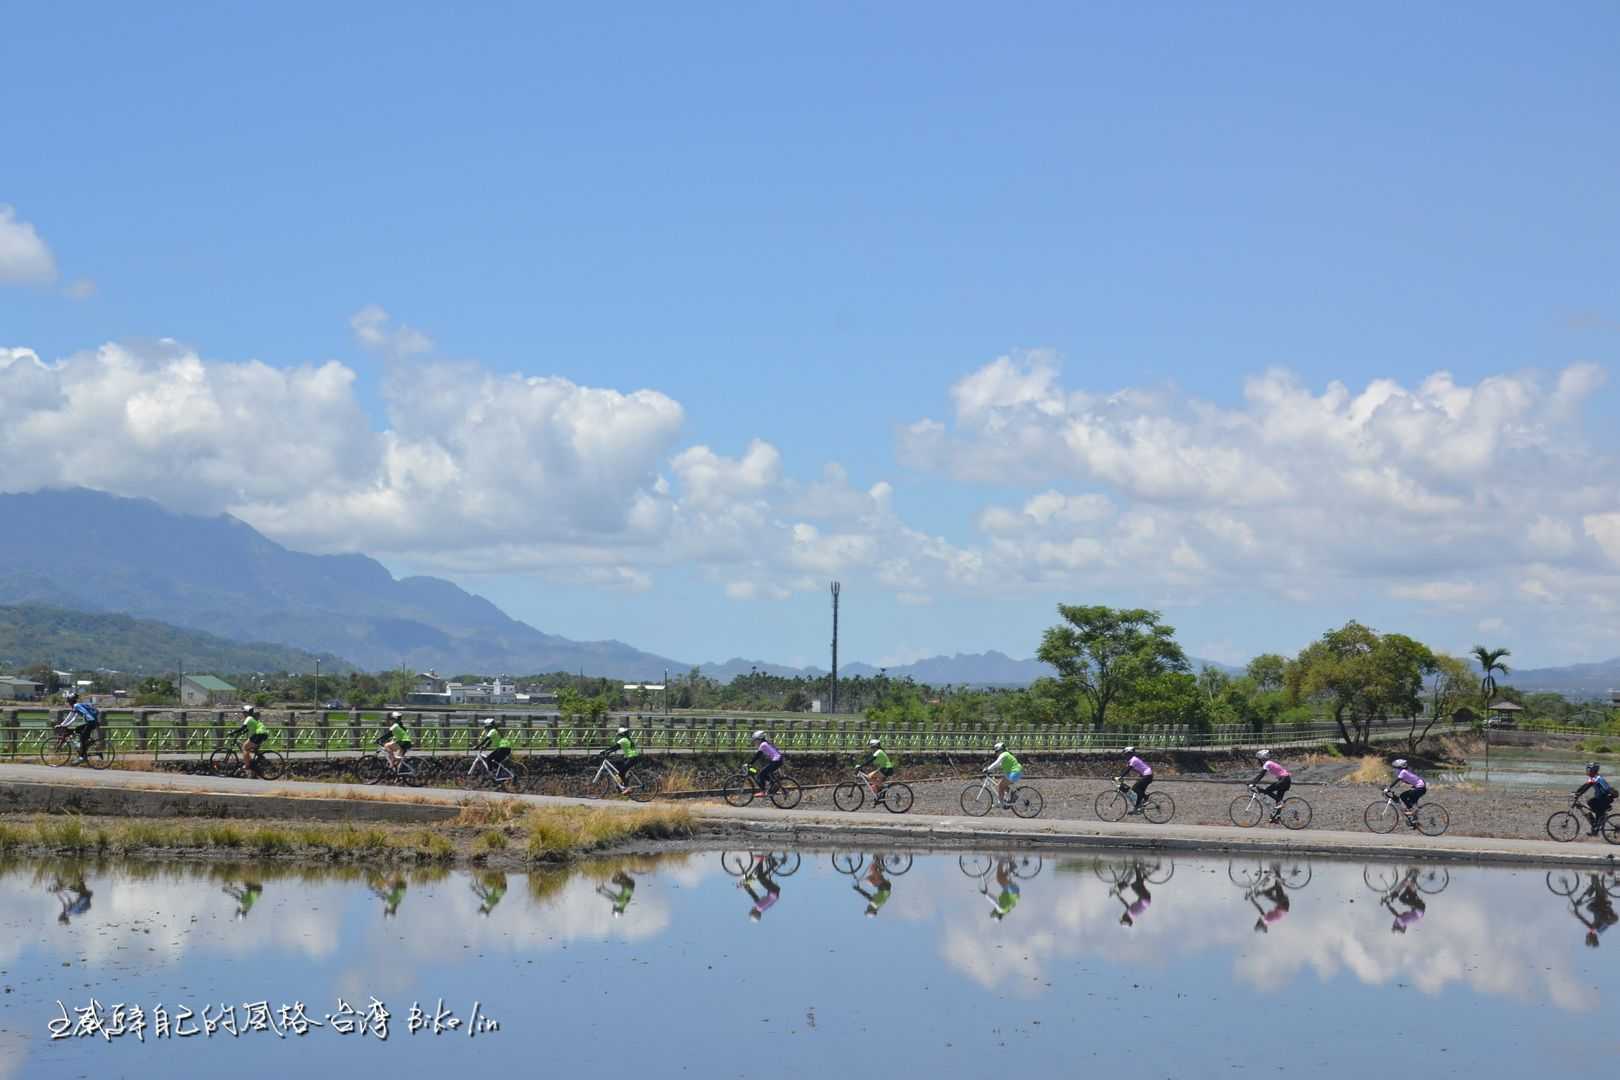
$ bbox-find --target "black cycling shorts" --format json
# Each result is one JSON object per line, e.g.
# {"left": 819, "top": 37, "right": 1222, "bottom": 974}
{"left": 248, "top": 732, "right": 268, "bottom": 746}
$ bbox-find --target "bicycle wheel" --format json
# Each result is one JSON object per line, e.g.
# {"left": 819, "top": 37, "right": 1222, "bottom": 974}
{"left": 208, "top": 747, "right": 241, "bottom": 776}
{"left": 1144, "top": 860, "right": 1175, "bottom": 884}
{"left": 1279, "top": 797, "right": 1312, "bottom": 830}
{"left": 1414, "top": 867, "right": 1450, "bottom": 894}
{"left": 1228, "top": 862, "right": 1262, "bottom": 888}
{"left": 881, "top": 853, "right": 913, "bottom": 876}
{"left": 1094, "top": 789, "right": 1129, "bottom": 822}
{"left": 1276, "top": 861, "right": 1312, "bottom": 890}
{"left": 1010, "top": 855, "right": 1043, "bottom": 879}
{"left": 882, "top": 783, "right": 914, "bottom": 814}
{"left": 84, "top": 733, "right": 113, "bottom": 770}
{"left": 397, "top": 758, "right": 424, "bottom": 788}
{"left": 832, "top": 781, "right": 865, "bottom": 812}
{"left": 624, "top": 774, "right": 655, "bottom": 802}
{"left": 769, "top": 776, "right": 803, "bottom": 809}
{"left": 1229, "top": 794, "right": 1263, "bottom": 828}
{"left": 721, "top": 851, "right": 753, "bottom": 876}
{"left": 1603, "top": 817, "right": 1620, "bottom": 845}
{"left": 722, "top": 773, "right": 756, "bottom": 807}
{"left": 832, "top": 852, "right": 864, "bottom": 875}
{"left": 357, "top": 754, "right": 388, "bottom": 785}
{"left": 1546, "top": 810, "right": 1581, "bottom": 843}
{"left": 769, "top": 852, "right": 802, "bottom": 876}
{"left": 1142, "top": 792, "right": 1174, "bottom": 825}
{"left": 1011, "top": 786, "right": 1043, "bottom": 819}
{"left": 961, "top": 783, "right": 994, "bottom": 816}
{"left": 1097, "top": 862, "right": 1132, "bottom": 885}
{"left": 42, "top": 735, "right": 74, "bottom": 768}
{"left": 1414, "top": 803, "right": 1448, "bottom": 837}
{"left": 1364, "top": 800, "right": 1399, "bottom": 834}
{"left": 959, "top": 854, "right": 993, "bottom": 877}
{"left": 1547, "top": 869, "right": 1582, "bottom": 896}
{"left": 1363, "top": 865, "right": 1401, "bottom": 893}
{"left": 254, "top": 750, "right": 286, "bottom": 782}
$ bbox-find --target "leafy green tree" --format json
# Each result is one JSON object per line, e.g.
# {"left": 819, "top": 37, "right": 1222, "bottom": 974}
{"left": 1471, "top": 645, "right": 1511, "bottom": 719}
{"left": 1408, "top": 653, "right": 1476, "bottom": 753}
{"left": 1035, "top": 605, "right": 1190, "bottom": 729}
{"left": 1287, "top": 622, "right": 1434, "bottom": 747}
{"left": 1246, "top": 653, "right": 1287, "bottom": 692}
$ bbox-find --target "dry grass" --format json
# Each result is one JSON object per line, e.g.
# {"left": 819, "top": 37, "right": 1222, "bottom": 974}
{"left": 1345, "top": 756, "right": 1392, "bottom": 786}
{"left": 452, "top": 798, "right": 530, "bottom": 827}
{"left": 656, "top": 764, "right": 705, "bottom": 795}
{"left": 524, "top": 804, "right": 693, "bottom": 861}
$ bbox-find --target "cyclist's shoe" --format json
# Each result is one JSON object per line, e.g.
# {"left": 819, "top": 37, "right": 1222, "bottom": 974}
{"left": 1268, "top": 812, "right": 1281, "bottom": 823}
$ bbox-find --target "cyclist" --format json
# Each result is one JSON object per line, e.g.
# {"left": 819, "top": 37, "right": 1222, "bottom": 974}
{"left": 1384, "top": 874, "right": 1427, "bottom": 934}
{"left": 1112, "top": 863, "right": 1152, "bottom": 927}
{"left": 369, "top": 873, "right": 407, "bottom": 918}
{"left": 1249, "top": 750, "right": 1292, "bottom": 824}
{"left": 748, "top": 730, "right": 784, "bottom": 797}
{"left": 740, "top": 854, "right": 782, "bottom": 921}
{"left": 985, "top": 858, "right": 1021, "bottom": 921}
{"left": 55, "top": 691, "right": 102, "bottom": 761}
{"left": 858, "top": 738, "right": 896, "bottom": 803}
{"left": 472, "top": 871, "right": 508, "bottom": 917}
{"left": 1387, "top": 758, "right": 1427, "bottom": 828}
{"left": 596, "top": 870, "right": 636, "bottom": 918}
{"left": 1248, "top": 875, "right": 1290, "bottom": 933}
{"left": 1573, "top": 762, "right": 1616, "bottom": 836}
{"left": 1117, "top": 746, "right": 1153, "bottom": 814}
{"left": 601, "top": 725, "right": 642, "bottom": 791}
{"left": 378, "top": 710, "right": 413, "bottom": 772}
{"left": 852, "top": 857, "right": 892, "bottom": 917}
{"left": 222, "top": 879, "right": 263, "bottom": 920}
{"left": 1570, "top": 874, "right": 1618, "bottom": 947}
{"left": 228, "top": 704, "right": 270, "bottom": 773}
{"left": 51, "top": 875, "right": 94, "bottom": 926}
{"left": 983, "top": 741, "right": 1022, "bottom": 808}
{"left": 474, "top": 717, "right": 514, "bottom": 778}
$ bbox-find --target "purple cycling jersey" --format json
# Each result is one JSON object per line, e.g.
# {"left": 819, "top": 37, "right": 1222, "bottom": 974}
{"left": 1127, "top": 755, "right": 1152, "bottom": 777}
{"left": 758, "top": 740, "right": 783, "bottom": 762}
{"left": 1396, "top": 768, "right": 1425, "bottom": 789}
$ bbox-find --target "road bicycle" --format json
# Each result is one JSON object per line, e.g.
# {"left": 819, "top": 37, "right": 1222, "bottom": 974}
{"left": 1229, "top": 784, "right": 1312, "bottom": 830}
{"left": 1546, "top": 800, "right": 1620, "bottom": 844}
{"left": 1363, "top": 788, "right": 1449, "bottom": 836}
{"left": 40, "top": 724, "right": 114, "bottom": 770}
{"left": 1094, "top": 779, "right": 1174, "bottom": 824}
{"left": 1364, "top": 865, "right": 1449, "bottom": 895}
{"left": 1228, "top": 858, "right": 1313, "bottom": 891}
{"left": 959, "top": 773, "right": 1043, "bottom": 818}
{"left": 357, "top": 748, "right": 425, "bottom": 787}
{"left": 722, "top": 768, "right": 803, "bottom": 809}
{"left": 1093, "top": 857, "right": 1174, "bottom": 885}
{"left": 832, "top": 771, "right": 914, "bottom": 813}
{"left": 592, "top": 755, "right": 655, "bottom": 802}
{"left": 830, "top": 852, "right": 914, "bottom": 876}
{"left": 460, "top": 749, "right": 527, "bottom": 790}
{"left": 720, "top": 851, "right": 801, "bottom": 878}
{"left": 958, "top": 853, "right": 1043, "bottom": 880}
{"left": 209, "top": 746, "right": 286, "bottom": 781}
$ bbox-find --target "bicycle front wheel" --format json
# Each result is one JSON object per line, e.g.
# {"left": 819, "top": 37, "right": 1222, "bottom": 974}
{"left": 1229, "top": 794, "right": 1263, "bottom": 828}
{"left": 1094, "top": 789, "right": 1129, "bottom": 822}
{"left": 1364, "top": 865, "right": 1401, "bottom": 893}
{"left": 1279, "top": 797, "right": 1312, "bottom": 830}
{"left": 1010, "top": 786, "right": 1043, "bottom": 819}
{"left": 1010, "top": 854, "right": 1043, "bottom": 879}
{"left": 770, "top": 852, "right": 801, "bottom": 876}
{"left": 961, "top": 783, "right": 994, "bottom": 817}
{"left": 722, "top": 773, "right": 756, "bottom": 807}
{"left": 1276, "top": 860, "right": 1312, "bottom": 890}
{"left": 959, "top": 854, "right": 993, "bottom": 878}
{"left": 254, "top": 750, "right": 287, "bottom": 782}
{"left": 1364, "top": 800, "right": 1399, "bottom": 834}
{"left": 832, "top": 852, "right": 864, "bottom": 875}
{"left": 1414, "top": 867, "right": 1450, "bottom": 894}
{"left": 1604, "top": 817, "right": 1620, "bottom": 845}
{"left": 881, "top": 853, "right": 914, "bottom": 875}
{"left": 721, "top": 851, "right": 753, "bottom": 876}
{"left": 208, "top": 747, "right": 240, "bottom": 776}
{"left": 1142, "top": 792, "right": 1174, "bottom": 824}
{"left": 1144, "top": 860, "right": 1175, "bottom": 884}
{"left": 769, "top": 776, "right": 803, "bottom": 809}
{"left": 832, "top": 781, "right": 865, "bottom": 812}
{"left": 1414, "top": 803, "right": 1448, "bottom": 837}
{"left": 42, "top": 736, "right": 73, "bottom": 768}
{"left": 1547, "top": 869, "right": 1582, "bottom": 896}
{"left": 1546, "top": 810, "right": 1581, "bottom": 843}
{"left": 882, "top": 783, "right": 914, "bottom": 814}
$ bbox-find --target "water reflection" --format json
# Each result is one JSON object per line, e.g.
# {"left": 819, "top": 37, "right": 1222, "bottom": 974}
{"left": 1546, "top": 870, "right": 1619, "bottom": 947}
{"left": 594, "top": 871, "right": 635, "bottom": 918}
{"left": 471, "top": 871, "right": 507, "bottom": 917}
{"left": 367, "top": 872, "right": 408, "bottom": 918}
{"left": 49, "top": 871, "right": 93, "bottom": 925}
{"left": 1228, "top": 859, "right": 1312, "bottom": 933}
{"left": 1093, "top": 857, "right": 1173, "bottom": 928}
{"left": 828, "top": 852, "right": 914, "bottom": 917}
{"left": 221, "top": 876, "right": 264, "bottom": 920}
{"left": 957, "top": 853, "right": 1043, "bottom": 922}
{"left": 1361, "top": 866, "right": 1448, "bottom": 935}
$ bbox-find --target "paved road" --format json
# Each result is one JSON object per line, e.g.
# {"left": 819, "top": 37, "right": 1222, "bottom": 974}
{"left": 3, "top": 761, "right": 1616, "bottom": 869}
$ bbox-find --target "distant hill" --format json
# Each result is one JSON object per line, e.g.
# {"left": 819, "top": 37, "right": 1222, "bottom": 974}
{"left": 0, "top": 489, "right": 687, "bottom": 677}
{"left": 1493, "top": 658, "right": 1620, "bottom": 700}
{"left": 0, "top": 603, "right": 351, "bottom": 676}
{"left": 700, "top": 649, "right": 1241, "bottom": 686}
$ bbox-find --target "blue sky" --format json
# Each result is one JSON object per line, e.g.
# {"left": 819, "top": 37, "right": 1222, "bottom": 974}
{"left": 3, "top": 2, "right": 1618, "bottom": 668}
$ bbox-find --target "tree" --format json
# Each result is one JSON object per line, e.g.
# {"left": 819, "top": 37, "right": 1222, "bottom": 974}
{"left": 1035, "top": 605, "right": 1190, "bottom": 729}
{"left": 1246, "top": 654, "right": 1287, "bottom": 692}
{"left": 1409, "top": 653, "right": 1474, "bottom": 753}
{"left": 1287, "top": 622, "right": 1433, "bottom": 747}
{"left": 1471, "top": 645, "right": 1511, "bottom": 719}
{"left": 1196, "top": 665, "right": 1230, "bottom": 704}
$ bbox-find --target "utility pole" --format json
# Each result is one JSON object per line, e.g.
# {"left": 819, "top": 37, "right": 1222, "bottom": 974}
{"left": 314, "top": 658, "right": 320, "bottom": 709}
{"left": 830, "top": 580, "right": 840, "bottom": 716}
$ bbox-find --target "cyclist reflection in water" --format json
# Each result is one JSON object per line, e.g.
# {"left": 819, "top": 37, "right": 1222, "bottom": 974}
{"left": 740, "top": 855, "right": 782, "bottom": 922}
{"left": 1249, "top": 878, "right": 1290, "bottom": 933}
{"left": 1112, "top": 864, "right": 1152, "bottom": 927}
{"left": 985, "top": 859, "right": 1021, "bottom": 922}
{"left": 596, "top": 871, "right": 636, "bottom": 918}
{"left": 222, "top": 879, "right": 264, "bottom": 920}
{"left": 1384, "top": 877, "right": 1427, "bottom": 934}
{"left": 51, "top": 876, "right": 94, "bottom": 925}
{"left": 368, "top": 873, "right": 407, "bottom": 918}
{"left": 852, "top": 858, "right": 892, "bottom": 917}
{"left": 472, "top": 871, "right": 508, "bottom": 917}
{"left": 1572, "top": 875, "right": 1618, "bottom": 947}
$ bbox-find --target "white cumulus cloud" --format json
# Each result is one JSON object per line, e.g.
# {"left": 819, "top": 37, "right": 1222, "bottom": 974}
{"left": 0, "top": 205, "right": 58, "bottom": 284}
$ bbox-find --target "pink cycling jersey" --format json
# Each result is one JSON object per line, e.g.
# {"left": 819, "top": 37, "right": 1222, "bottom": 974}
{"left": 758, "top": 741, "right": 783, "bottom": 762}
{"left": 1262, "top": 760, "right": 1290, "bottom": 779}
{"left": 1396, "top": 768, "right": 1425, "bottom": 789}
{"left": 1127, "top": 756, "right": 1152, "bottom": 777}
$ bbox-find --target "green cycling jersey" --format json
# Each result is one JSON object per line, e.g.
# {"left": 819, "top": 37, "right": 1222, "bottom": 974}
{"left": 389, "top": 721, "right": 411, "bottom": 744}
{"left": 241, "top": 716, "right": 268, "bottom": 738}
{"left": 989, "top": 750, "right": 1021, "bottom": 775}
{"left": 865, "top": 748, "right": 895, "bottom": 770}
{"left": 483, "top": 728, "right": 511, "bottom": 750}
{"left": 616, "top": 734, "right": 640, "bottom": 759}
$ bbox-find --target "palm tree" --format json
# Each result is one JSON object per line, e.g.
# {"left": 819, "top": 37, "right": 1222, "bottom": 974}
{"left": 1470, "top": 645, "right": 1511, "bottom": 711}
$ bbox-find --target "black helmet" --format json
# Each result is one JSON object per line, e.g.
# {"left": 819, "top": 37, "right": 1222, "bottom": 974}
{"left": 1588, "top": 762, "right": 1601, "bottom": 774}
{"left": 64, "top": 691, "right": 79, "bottom": 703}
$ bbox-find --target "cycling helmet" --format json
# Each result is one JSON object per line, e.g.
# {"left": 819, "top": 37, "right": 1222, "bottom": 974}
{"left": 1391, "top": 759, "right": 1407, "bottom": 768}
{"left": 482, "top": 717, "right": 497, "bottom": 728}
{"left": 1256, "top": 749, "right": 1271, "bottom": 761}
{"left": 752, "top": 730, "right": 767, "bottom": 742}
{"left": 612, "top": 908, "right": 623, "bottom": 919}
{"left": 993, "top": 741, "right": 1006, "bottom": 752}
{"left": 868, "top": 738, "right": 881, "bottom": 748}
{"left": 1122, "top": 746, "right": 1136, "bottom": 756}
{"left": 65, "top": 691, "right": 79, "bottom": 703}
{"left": 241, "top": 703, "right": 256, "bottom": 714}
{"left": 388, "top": 710, "right": 403, "bottom": 721}
{"left": 1589, "top": 762, "right": 1601, "bottom": 774}
{"left": 617, "top": 726, "right": 630, "bottom": 735}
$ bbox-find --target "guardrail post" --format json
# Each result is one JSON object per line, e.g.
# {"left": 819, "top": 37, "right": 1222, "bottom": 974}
{"left": 283, "top": 709, "right": 299, "bottom": 755}
{"left": 134, "top": 709, "right": 149, "bottom": 754}
{"left": 1, "top": 707, "right": 14, "bottom": 760}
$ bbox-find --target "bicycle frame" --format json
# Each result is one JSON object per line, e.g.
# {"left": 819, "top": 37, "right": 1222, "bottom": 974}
{"left": 467, "top": 751, "right": 516, "bottom": 784}
{"left": 593, "top": 757, "right": 628, "bottom": 789}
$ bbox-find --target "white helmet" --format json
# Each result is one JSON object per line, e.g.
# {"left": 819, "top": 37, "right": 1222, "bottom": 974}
{"left": 482, "top": 717, "right": 497, "bottom": 728}
{"left": 993, "top": 741, "right": 1006, "bottom": 752}
{"left": 1122, "top": 746, "right": 1136, "bottom": 756}
{"left": 868, "top": 738, "right": 881, "bottom": 748}
{"left": 1391, "top": 758, "right": 1408, "bottom": 768}
{"left": 1256, "top": 749, "right": 1271, "bottom": 761}
{"left": 241, "top": 703, "right": 256, "bottom": 714}
{"left": 752, "top": 730, "right": 767, "bottom": 742}
{"left": 617, "top": 726, "right": 631, "bottom": 735}
{"left": 388, "top": 710, "right": 403, "bottom": 721}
